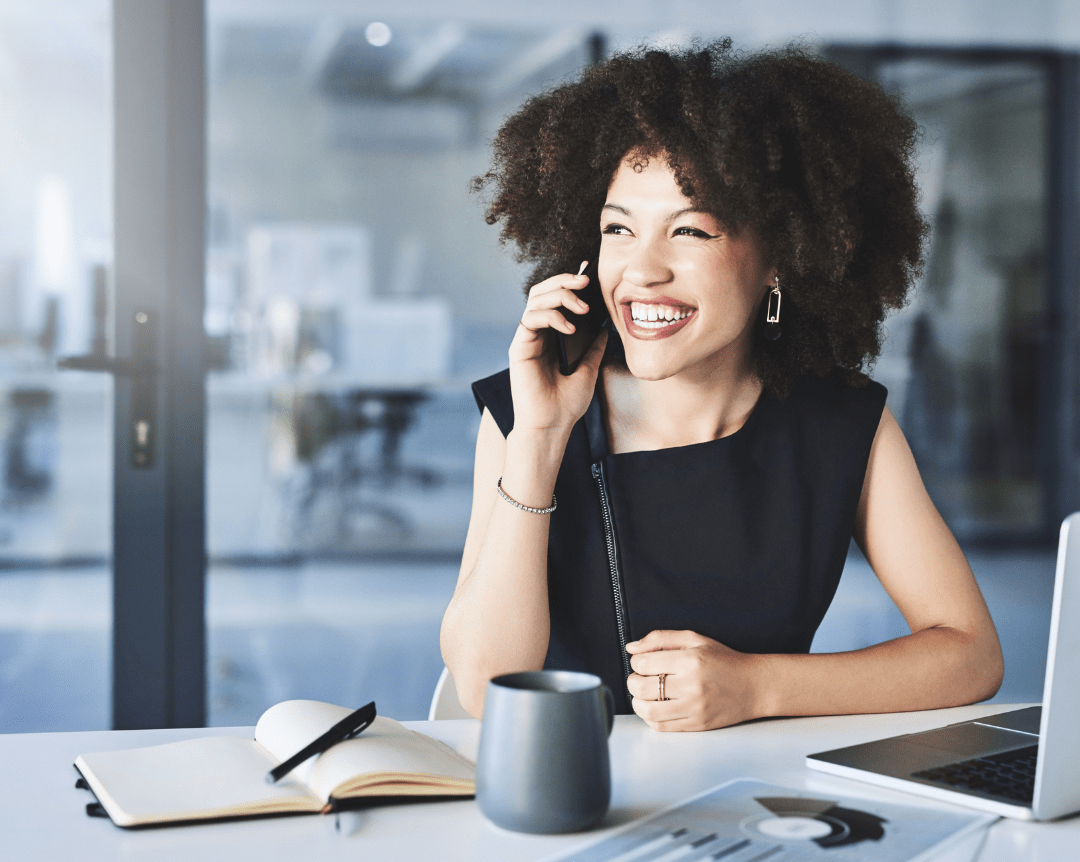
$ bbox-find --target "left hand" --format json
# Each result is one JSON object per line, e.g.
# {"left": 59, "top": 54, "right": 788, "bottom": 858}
{"left": 626, "top": 630, "right": 764, "bottom": 731}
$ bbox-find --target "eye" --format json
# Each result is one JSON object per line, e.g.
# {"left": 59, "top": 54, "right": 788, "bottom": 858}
{"left": 673, "top": 226, "right": 718, "bottom": 239}
{"left": 602, "top": 222, "right": 632, "bottom": 236}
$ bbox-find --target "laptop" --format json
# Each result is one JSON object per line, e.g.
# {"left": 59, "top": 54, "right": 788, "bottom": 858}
{"left": 807, "top": 512, "right": 1080, "bottom": 821}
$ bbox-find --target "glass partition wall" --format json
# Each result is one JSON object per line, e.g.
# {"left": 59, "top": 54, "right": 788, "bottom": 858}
{"left": 203, "top": 11, "right": 598, "bottom": 723}
{"left": 829, "top": 47, "right": 1079, "bottom": 544}
{"left": 812, "top": 48, "right": 1080, "bottom": 704}
{"left": 0, "top": 2, "right": 113, "bottom": 731}
{"left": 883, "top": 59, "right": 1050, "bottom": 538}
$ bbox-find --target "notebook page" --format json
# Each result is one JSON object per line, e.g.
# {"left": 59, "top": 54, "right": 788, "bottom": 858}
{"left": 307, "top": 719, "right": 474, "bottom": 802}
{"left": 254, "top": 699, "right": 355, "bottom": 788}
{"left": 254, "top": 700, "right": 474, "bottom": 802}
{"left": 76, "top": 736, "right": 318, "bottom": 826}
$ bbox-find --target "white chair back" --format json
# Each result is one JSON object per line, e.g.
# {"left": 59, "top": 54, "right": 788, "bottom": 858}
{"left": 428, "top": 666, "right": 472, "bottom": 720}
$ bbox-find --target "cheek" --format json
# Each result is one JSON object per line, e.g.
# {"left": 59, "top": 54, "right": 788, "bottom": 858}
{"left": 597, "top": 249, "right": 618, "bottom": 285}
{"left": 597, "top": 259, "right": 619, "bottom": 310}
{"left": 700, "top": 258, "right": 763, "bottom": 310}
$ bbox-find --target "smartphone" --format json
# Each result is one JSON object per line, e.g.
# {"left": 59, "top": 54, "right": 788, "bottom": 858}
{"left": 556, "top": 257, "right": 609, "bottom": 375}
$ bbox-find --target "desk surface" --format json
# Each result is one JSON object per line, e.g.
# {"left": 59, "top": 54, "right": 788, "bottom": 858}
{"left": 3, "top": 703, "right": 1073, "bottom": 862}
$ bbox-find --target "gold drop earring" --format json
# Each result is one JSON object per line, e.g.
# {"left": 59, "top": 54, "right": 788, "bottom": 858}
{"left": 765, "top": 276, "right": 782, "bottom": 341}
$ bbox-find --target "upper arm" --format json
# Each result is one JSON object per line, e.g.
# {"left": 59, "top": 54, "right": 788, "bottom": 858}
{"left": 456, "top": 408, "right": 507, "bottom": 587}
{"left": 853, "top": 407, "right": 997, "bottom": 640}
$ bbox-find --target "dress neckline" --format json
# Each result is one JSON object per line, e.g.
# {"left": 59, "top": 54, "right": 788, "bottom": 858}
{"left": 583, "top": 373, "right": 770, "bottom": 462}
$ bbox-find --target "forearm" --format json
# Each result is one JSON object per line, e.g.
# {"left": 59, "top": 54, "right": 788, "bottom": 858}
{"left": 756, "top": 625, "right": 1004, "bottom": 719}
{"left": 440, "top": 428, "right": 568, "bottom": 715}
{"left": 754, "top": 408, "right": 1005, "bottom": 722}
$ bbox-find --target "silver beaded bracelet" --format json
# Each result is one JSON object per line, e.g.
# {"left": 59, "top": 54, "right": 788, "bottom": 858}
{"left": 497, "top": 478, "right": 557, "bottom": 514}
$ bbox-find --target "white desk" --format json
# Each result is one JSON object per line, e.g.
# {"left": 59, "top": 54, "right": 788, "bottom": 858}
{"left": 3, "top": 704, "right": 1074, "bottom": 861}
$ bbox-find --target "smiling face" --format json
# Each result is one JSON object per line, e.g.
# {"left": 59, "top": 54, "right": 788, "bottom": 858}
{"left": 598, "top": 154, "right": 774, "bottom": 383}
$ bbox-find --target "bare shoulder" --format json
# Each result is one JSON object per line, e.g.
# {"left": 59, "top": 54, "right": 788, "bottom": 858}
{"left": 855, "top": 405, "right": 937, "bottom": 549}
{"left": 855, "top": 407, "right": 992, "bottom": 634}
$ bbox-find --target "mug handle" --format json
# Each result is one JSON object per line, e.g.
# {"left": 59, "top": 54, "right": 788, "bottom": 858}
{"left": 601, "top": 684, "right": 615, "bottom": 736}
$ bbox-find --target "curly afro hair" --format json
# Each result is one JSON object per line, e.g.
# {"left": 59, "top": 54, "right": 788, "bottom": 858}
{"left": 473, "top": 39, "right": 927, "bottom": 396}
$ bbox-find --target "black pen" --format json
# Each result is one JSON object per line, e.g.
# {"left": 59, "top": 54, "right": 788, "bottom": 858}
{"left": 266, "top": 701, "right": 377, "bottom": 784}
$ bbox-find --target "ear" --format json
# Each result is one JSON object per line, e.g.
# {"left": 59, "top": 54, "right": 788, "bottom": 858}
{"left": 763, "top": 268, "right": 778, "bottom": 298}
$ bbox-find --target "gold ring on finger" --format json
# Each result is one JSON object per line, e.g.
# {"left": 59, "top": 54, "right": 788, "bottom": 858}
{"left": 657, "top": 673, "right": 668, "bottom": 701}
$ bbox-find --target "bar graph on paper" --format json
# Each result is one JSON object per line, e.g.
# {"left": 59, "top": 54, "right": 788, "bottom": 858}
{"left": 547, "top": 779, "right": 993, "bottom": 862}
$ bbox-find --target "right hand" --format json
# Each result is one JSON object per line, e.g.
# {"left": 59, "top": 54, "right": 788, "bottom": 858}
{"left": 509, "top": 267, "right": 609, "bottom": 435}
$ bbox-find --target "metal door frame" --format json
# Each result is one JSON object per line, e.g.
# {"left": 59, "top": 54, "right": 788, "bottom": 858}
{"left": 112, "top": 0, "right": 205, "bottom": 729}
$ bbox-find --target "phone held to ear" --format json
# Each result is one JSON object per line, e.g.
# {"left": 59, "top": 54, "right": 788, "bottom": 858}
{"left": 556, "top": 259, "right": 609, "bottom": 376}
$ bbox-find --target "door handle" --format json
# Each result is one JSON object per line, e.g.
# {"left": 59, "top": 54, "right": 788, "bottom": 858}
{"left": 57, "top": 355, "right": 156, "bottom": 376}
{"left": 58, "top": 309, "right": 157, "bottom": 469}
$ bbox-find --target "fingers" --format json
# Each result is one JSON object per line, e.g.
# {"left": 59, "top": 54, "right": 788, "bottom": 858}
{"left": 517, "top": 306, "right": 578, "bottom": 337}
{"left": 517, "top": 272, "right": 591, "bottom": 335}
{"left": 527, "top": 268, "right": 590, "bottom": 302}
{"left": 626, "top": 629, "right": 702, "bottom": 654}
{"left": 627, "top": 671, "right": 676, "bottom": 702}
{"left": 630, "top": 651, "right": 671, "bottom": 676}
{"left": 642, "top": 717, "right": 697, "bottom": 732}
{"left": 630, "top": 695, "right": 689, "bottom": 727}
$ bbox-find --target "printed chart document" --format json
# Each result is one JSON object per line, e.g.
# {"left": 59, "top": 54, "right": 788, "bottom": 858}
{"left": 75, "top": 700, "right": 474, "bottom": 827}
{"left": 547, "top": 778, "right": 995, "bottom": 862}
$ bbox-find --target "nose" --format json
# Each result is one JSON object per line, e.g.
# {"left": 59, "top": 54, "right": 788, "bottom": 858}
{"left": 620, "top": 235, "right": 673, "bottom": 288}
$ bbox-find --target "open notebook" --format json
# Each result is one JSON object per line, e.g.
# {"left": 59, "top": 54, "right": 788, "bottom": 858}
{"left": 75, "top": 700, "right": 475, "bottom": 827}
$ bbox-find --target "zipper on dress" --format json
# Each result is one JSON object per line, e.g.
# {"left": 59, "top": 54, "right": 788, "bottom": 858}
{"left": 591, "top": 461, "right": 633, "bottom": 686}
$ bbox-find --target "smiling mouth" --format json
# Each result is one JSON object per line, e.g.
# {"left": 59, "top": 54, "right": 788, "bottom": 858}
{"left": 629, "top": 302, "right": 694, "bottom": 328}
{"left": 621, "top": 302, "right": 697, "bottom": 338}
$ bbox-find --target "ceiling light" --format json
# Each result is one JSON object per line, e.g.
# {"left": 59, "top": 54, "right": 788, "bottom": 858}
{"left": 365, "top": 22, "right": 392, "bottom": 47}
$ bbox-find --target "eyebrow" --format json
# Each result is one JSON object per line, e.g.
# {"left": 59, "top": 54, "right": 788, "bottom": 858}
{"left": 602, "top": 204, "right": 707, "bottom": 222}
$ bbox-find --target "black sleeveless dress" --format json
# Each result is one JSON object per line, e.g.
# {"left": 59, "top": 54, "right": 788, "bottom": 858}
{"left": 472, "top": 362, "right": 887, "bottom": 714}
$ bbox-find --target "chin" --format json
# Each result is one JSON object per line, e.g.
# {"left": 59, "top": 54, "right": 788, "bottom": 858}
{"left": 622, "top": 349, "right": 681, "bottom": 382}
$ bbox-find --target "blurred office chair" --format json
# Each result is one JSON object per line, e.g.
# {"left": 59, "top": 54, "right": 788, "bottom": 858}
{"left": 428, "top": 667, "right": 471, "bottom": 720}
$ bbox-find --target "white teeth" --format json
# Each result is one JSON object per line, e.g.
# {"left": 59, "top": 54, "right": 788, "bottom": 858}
{"left": 629, "top": 303, "right": 694, "bottom": 326}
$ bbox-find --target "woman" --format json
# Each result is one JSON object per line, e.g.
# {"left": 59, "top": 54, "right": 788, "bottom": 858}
{"left": 440, "top": 40, "right": 1003, "bottom": 730}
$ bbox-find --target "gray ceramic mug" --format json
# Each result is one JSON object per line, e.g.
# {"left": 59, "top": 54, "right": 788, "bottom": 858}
{"left": 476, "top": 670, "right": 615, "bottom": 834}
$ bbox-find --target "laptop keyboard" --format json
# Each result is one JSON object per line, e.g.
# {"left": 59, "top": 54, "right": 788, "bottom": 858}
{"left": 913, "top": 744, "right": 1038, "bottom": 805}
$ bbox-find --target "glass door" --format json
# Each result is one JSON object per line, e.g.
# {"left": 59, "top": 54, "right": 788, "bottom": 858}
{"left": 2, "top": 0, "right": 208, "bottom": 732}
{"left": 0, "top": 1, "right": 113, "bottom": 731}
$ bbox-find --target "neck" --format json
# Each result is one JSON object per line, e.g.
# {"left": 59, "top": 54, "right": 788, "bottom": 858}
{"left": 602, "top": 350, "right": 762, "bottom": 454}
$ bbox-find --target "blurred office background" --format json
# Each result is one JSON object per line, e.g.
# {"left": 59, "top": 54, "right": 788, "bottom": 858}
{"left": 0, "top": 0, "right": 1077, "bottom": 731}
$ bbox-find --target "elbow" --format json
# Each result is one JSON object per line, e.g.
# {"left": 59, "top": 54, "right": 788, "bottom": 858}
{"left": 963, "top": 626, "right": 1005, "bottom": 704}
{"left": 439, "top": 621, "right": 487, "bottom": 718}
{"left": 923, "top": 622, "right": 1004, "bottom": 707}
{"left": 977, "top": 641, "right": 1005, "bottom": 703}
{"left": 456, "top": 679, "right": 486, "bottom": 719}
{"left": 968, "top": 660, "right": 1003, "bottom": 705}
{"left": 439, "top": 658, "right": 487, "bottom": 718}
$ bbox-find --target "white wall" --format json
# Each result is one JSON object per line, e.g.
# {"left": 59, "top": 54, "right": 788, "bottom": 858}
{"left": 213, "top": 0, "right": 1080, "bottom": 51}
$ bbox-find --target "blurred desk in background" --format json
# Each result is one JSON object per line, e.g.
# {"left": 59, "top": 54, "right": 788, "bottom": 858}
{"left": 209, "top": 370, "right": 479, "bottom": 559}
{"left": 284, "top": 384, "right": 439, "bottom": 545}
